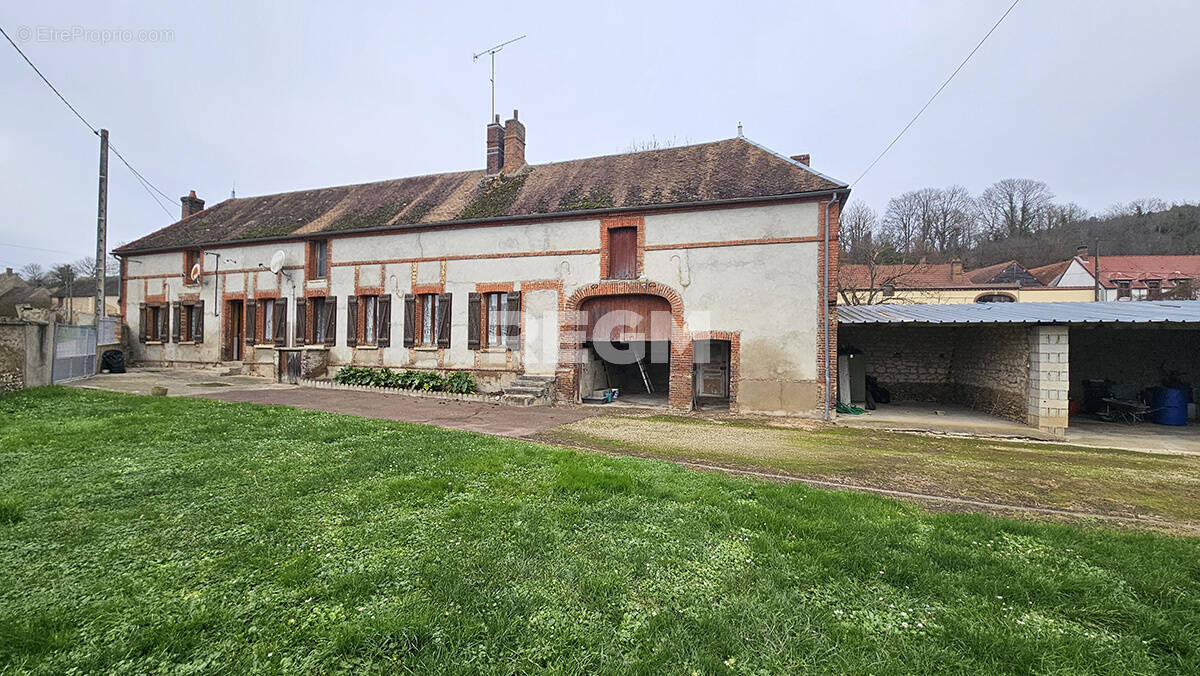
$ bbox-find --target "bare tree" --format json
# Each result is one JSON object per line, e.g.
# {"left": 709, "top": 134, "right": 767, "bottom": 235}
{"left": 978, "top": 178, "right": 1053, "bottom": 239}
{"left": 838, "top": 239, "right": 921, "bottom": 306}
{"left": 928, "top": 185, "right": 976, "bottom": 254}
{"left": 624, "top": 134, "right": 688, "bottom": 153}
{"left": 1045, "top": 202, "right": 1089, "bottom": 228}
{"left": 19, "top": 263, "right": 49, "bottom": 287}
{"left": 882, "top": 190, "right": 928, "bottom": 255}
{"left": 839, "top": 201, "right": 878, "bottom": 263}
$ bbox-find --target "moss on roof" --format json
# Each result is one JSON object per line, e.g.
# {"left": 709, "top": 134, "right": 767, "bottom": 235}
{"left": 116, "top": 137, "right": 846, "bottom": 253}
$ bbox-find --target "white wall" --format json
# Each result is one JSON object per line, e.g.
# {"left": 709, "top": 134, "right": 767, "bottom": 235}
{"left": 122, "top": 199, "right": 827, "bottom": 413}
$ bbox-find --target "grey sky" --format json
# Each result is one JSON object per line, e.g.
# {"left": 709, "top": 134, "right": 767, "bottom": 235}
{"left": 3, "top": 0, "right": 1198, "bottom": 270}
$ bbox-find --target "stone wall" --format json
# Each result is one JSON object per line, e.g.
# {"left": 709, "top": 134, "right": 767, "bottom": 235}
{"left": 839, "top": 324, "right": 1031, "bottom": 423}
{"left": 0, "top": 322, "right": 24, "bottom": 392}
{"left": 949, "top": 326, "right": 1029, "bottom": 422}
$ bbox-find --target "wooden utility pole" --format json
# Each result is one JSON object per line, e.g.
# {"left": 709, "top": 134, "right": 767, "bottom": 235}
{"left": 94, "top": 129, "right": 109, "bottom": 352}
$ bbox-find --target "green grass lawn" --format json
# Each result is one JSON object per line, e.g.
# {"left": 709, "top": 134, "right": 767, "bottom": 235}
{"left": 1, "top": 388, "right": 1199, "bottom": 673}
{"left": 538, "top": 415, "right": 1200, "bottom": 525}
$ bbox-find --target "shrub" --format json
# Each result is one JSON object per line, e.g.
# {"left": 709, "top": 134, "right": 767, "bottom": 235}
{"left": 446, "top": 371, "right": 478, "bottom": 394}
{"left": 332, "top": 366, "right": 473, "bottom": 394}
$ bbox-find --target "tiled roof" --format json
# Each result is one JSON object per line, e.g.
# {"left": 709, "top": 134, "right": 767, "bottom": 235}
{"left": 1083, "top": 255, "right": 1200, "bottom": 289}
{"left": 115, "top": 137, "right": 846, "bottom": 253}
{"left": 839, "top": 261, "right": 1030, "bottom": 289}
{"left": 50, "top": 276, "right": 122, "bottom": 299}
{"left": 1028, "top": 260, "right": 1072, "bottom": 285}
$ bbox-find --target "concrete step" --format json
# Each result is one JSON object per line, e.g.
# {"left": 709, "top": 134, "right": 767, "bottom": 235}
{"left": 504, "top": 385, "right": 548, "bottom": 396}
{"left": 501, "top": 393, "right": 541, "bottom": 407}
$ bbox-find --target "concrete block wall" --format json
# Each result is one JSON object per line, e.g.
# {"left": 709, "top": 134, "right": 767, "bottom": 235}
{"left": 1027, "top": 325, "right": 1069, "bottom": 436}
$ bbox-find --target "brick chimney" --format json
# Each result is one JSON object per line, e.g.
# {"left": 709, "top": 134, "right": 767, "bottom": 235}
{"left": 180, "top": 190, "right": 205, "bottom": 219}
{"left": 502, "top": 110, "right": 526, "bottom": 174}
{"left": 486, "top": 114, "right": 505, "bottom": 175}
{"left": 950, "top": 258, "right": 964, "bottom": 282}
{"left": 790, "top": 154, "right": 811, "bottom": 166}
{"left": 1076, "top": 245, "right": 1089, "bottom": 260}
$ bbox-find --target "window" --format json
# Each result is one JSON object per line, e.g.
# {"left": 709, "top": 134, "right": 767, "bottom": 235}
{"left": 882, "top": 283, "right": 895, "bottom": 298}
{"left": 312, "top": 297, "right": 331, "bottom": 344}
{"left": 975, "top": 293, "right": 1015, "bottom": 303}
{"left": 1146, "top": 279, "right": 1162, "bottom": 300}
{"left": 261, "top": 299, "right": 275, "bottom": 343}
{"left": 181, "top": 304, "right": 194, "bottom": 341}
{"left": 485, "top": 292, "right": 510, "bottom": 348}
{"left": 420, "top": 294, "right": 439, "bottom": 346}
{"left": 607, "top": 226, "right": 639, "bottom": 280}
{"left": 347, "top": 294, "right": 390, "bottom": 347}
{"left": 183, "top": 250, "right": 201, "bottom": 284}
{"left": 1171, "top": 278, "right": 1194, "bottom": 299}
{"left": 146, "top": 306, "right": 163, "bottom": 341}
{"left": 1116, "top": 280, "right": 1132, "bottom": 300}
{"left": 309, "top": 240, "right": 328, "bottom": 280}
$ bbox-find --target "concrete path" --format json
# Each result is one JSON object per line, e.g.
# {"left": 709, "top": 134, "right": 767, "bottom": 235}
{"left": 199, "top": 387, "right": 600, "bottom": 438}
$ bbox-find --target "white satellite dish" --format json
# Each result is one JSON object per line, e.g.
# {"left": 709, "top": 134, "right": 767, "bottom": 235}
{"left": 189, "top": 262, "right": 202, "bottom": 282}
{"left": 268, "top": 250, "right": 286, "bottom": 274}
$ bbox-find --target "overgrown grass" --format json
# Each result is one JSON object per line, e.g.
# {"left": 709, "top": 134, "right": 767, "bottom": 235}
{"left": 540, "top": 415, "right": 1200, "bottom": 524}
{"left": 1, "top": 388, "right": 1198, "bottom": 673}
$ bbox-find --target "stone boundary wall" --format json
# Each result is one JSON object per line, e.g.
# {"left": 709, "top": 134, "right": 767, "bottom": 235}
{"left": 950, "top": 326, "right": 1029, "bottom": 423}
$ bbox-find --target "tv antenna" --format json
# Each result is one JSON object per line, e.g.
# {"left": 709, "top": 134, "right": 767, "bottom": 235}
{"left": 473, "top": 35, "right": 526, "bottom": 120}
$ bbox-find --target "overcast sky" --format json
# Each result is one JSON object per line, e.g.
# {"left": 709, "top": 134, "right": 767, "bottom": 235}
{"left": 2, "top": 0, "right": 1198, "bottom": 270}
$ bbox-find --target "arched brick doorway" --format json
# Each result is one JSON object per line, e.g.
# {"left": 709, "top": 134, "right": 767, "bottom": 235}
{"left": 557, "top": 281, "right": 692, "bottom": 409}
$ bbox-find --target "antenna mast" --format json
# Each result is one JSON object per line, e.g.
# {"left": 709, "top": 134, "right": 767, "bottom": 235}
{"left": 473, "top": 35, "right": 526, "bottom": 120}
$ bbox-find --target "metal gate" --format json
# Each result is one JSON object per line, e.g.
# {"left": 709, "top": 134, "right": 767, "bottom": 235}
{"left": 51, "top": 324, "right": 97, "bottom": 383}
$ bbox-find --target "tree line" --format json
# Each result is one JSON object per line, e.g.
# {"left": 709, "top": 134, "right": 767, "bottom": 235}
{"left": 16, "top": 257, "right": 120, "bottom": 291}
{"left": 841, "top": 178, "right": 1199, "bottom": 269}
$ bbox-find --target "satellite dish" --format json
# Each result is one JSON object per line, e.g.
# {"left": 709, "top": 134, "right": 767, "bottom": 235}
{"left": 268, "top": 250, "right": 286, "bottom": 274}
{"left": 189, "top": 263, "right": 202, "bottom": 282}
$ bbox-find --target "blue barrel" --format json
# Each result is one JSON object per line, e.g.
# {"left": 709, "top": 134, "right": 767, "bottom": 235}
{"left": 1154, "top": 387, "right": 1190, "bottom": 426}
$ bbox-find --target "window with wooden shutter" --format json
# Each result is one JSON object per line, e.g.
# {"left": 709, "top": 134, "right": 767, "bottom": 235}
{"left": 245, "top": 300, "right": 257, "bottom": 344}
{"left": 608, "top": 226, "right": 638, "bottom": 279}
{"left": 170, "top": 302, "right": 181, "bottom": 343}
{"left": 273, "top": 301, "right": 287, "bottom": 346}
{"left": 467, "top": 293, "right": 482, "bottom": 350}
{"left": 436, "top": 293, "right": 452, "bottom": 348}
{"left": 377, "top": 295, "right": 391, "bottom": 347}
{"left": 159, "top": 304, "right": 171, "bottom": 343}
{"left": 295, "top": 298, "right": 307, "bottom": 345}
{"left": 194, "top": 300, "right": 204, "bottom": 343}
{"left": 346, "top": 296, "right": 359, "bottom": 347}
{"left": 139, "top": 303, "right": 148, "bottom": 342}
{"left": 507, "top": 291, "right": 522, "bottom": 351}
{"left": 323, "top": 296, "right": 337, "bottom": 346}
{"left": 403, "top": 294, "right": 416, "bottom": 348}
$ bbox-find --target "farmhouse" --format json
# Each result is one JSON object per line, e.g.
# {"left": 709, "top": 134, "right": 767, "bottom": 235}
{"left": 114, "top": 113, "right": 850, "bottom": 416}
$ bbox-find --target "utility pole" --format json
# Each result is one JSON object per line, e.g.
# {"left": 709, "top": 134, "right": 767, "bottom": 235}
{"left": 1093, "top": 239, "right": 1101, "bottom": 302}
{"left": 94, "top": 129, "right": 109, "bottom": 358}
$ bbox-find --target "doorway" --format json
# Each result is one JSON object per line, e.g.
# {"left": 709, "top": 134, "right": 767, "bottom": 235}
{"left": 224, "top": 300, "right": 243, "bottom": 361}
{"left": 694, "top": 339, "right": 731, "bottom": 409}
{"left": 578, "top": 294, "right": 674, "bottom": 407}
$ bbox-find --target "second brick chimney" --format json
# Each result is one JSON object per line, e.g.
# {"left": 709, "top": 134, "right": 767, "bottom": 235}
{"left": 950, "top": 258, "right": 964, "bottom": 282}
{"left": 486, "top": 115, "right": 505, "bottom": 174}
{"left": 1076, "top": 245, "right": 1089, "bottom": 260}
{"left": 790, "top": 153, "right": 811, "bottom": 166}
{"left": 180, "top": 190, "right": 205, "bottom": 219}
{"left": 502, "top": 110, "right": 526, "bottom": 174}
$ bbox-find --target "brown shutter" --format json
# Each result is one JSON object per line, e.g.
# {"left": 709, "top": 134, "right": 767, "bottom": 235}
{"left": 377, "top": 295, "right": 391, "bottom": 347}
{"left": 402, "top": 294, "right": 416, "bottom": 348}
{"left": 323, "top": 296, "right": 337, "bottom": 346}
{"left": 467, "top": 292, "right": 481, "bottom": 350}
{"left": 608, "top": 226, "right": 639, "bottom": 279}
{"left": 170, "top": 302, "right": 181, "bottom": 342}
{"left": 295, "top": 297, "right": 307, "bottom": 346}
{"left": 245, "top": 299, "right": 257, "bottom": 344}
{"left": 273, "top": 301, "right": 287, "bottom": 346}
{"left": 507, "top": 291, "right": 522, "bottom": 351}
{"left": 194, "top": 300, "right": 205, "bottom": 343}
{"left": 346, "top": 296, "right": 359, "bottom": 347}
{"left": 139, "top": 303, "right": 147, "bottom": 342}
{"left": 161, "top": 304, "right": 172, "bottom": 343}
{"left": 436, "top": 293, "right": 452, "bottom": 348}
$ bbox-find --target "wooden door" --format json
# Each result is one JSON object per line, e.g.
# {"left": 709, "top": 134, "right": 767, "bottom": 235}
{"left": 608, "top": 227, "right": 638, "bottom": 280}
{"left": 225, "top": 301, "right": 243, "bottom": 361}
{"left": 694, "top": 340, "right": 730, "bottom": 399}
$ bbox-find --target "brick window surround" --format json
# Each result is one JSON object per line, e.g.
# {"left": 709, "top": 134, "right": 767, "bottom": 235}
{"left": 558, "top": 280, "right": 691, "bottom": 410}
{"left": 599, "top": 215, "right": 645, "bottom": 280}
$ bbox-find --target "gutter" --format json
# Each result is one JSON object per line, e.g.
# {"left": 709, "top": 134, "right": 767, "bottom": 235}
{"left": 112, "top": 189, "right": 849, "bottom": 257}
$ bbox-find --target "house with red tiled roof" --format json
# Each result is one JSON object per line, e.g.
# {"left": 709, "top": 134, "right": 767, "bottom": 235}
{"left": 838, "top": 258, "right": 1094, "bottom": 305}
{"left": 114, "top": 112, "right": 852, "bottom": 417}
{"left": 1035, "top": 246, "right": 1200, "bottom": 301}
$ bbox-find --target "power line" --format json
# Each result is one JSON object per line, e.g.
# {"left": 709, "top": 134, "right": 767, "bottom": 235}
{"left": 1, "top": 24, "right": 176, "bottom": 219}
{"left": 852, "top": 0, "right": 1022, "bottom": 187}
{"left": 0, "top": 241, "right": 89, "bottom": 256}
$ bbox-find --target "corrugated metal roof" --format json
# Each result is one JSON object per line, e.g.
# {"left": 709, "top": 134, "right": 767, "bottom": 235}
{"left": 837, "top": 300, "right": 1200, "bottom": 325}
